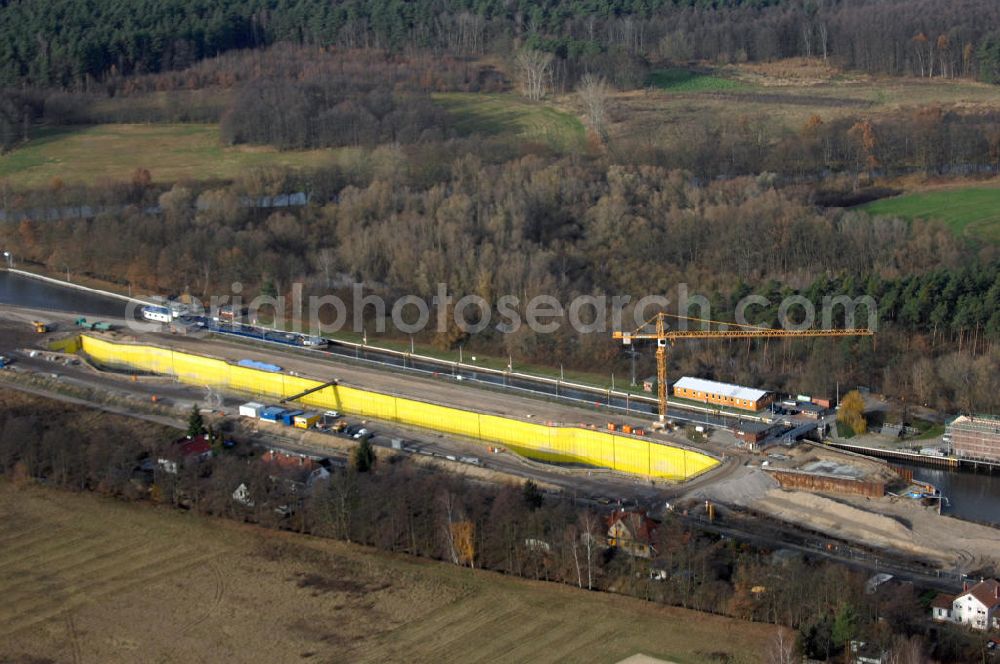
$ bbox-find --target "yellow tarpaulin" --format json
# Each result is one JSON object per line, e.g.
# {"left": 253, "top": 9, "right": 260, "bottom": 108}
{"left": 79, "top": 335, "right": 718, "bottom": 480}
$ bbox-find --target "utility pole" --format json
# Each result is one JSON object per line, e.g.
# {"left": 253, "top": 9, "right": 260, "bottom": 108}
{"left": 627, "top": 346, "right": 638, "bottom": 386}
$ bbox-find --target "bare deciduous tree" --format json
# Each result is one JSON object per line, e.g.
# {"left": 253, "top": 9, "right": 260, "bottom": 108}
{"left": 577, "top": 73, "right": 610, "bottom": 139}
{"left": 515, "top": 49, "right": 553, "bottom": 101}
{"left": 578, "top": 510, "right": 601, "bottom": 590}
{"left": 887, "top": 635, "right": 929, "bottom": 664}
{"left": 767, "top": 628, "right": 796, "bottom": 664}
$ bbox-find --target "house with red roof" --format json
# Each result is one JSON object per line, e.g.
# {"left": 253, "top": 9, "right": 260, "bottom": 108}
{"left": 931, "top": 579, "right": 1000, "bottom": 631}
{"left": 260, "top": 449, "right": 330, "bottom": 487}
{"left": 606, "top": 509, "right": 659, "bottom": 559}
{"left": 157, "top": 435, "right": 213, "bottom": 474}
{"left": 930, "top": 593, "right": 955, "bottom": 622}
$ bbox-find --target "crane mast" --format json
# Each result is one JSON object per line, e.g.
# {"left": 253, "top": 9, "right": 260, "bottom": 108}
{"left": 613, "top": 312, "right": 874, "bottom": 423}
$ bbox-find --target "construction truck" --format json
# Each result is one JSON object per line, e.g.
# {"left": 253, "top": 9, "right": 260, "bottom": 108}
{"left": 32, "top": 320, "right": 51, "bottom": 334}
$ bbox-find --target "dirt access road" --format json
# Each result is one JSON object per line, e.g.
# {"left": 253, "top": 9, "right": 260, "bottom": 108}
{"left": 0, "top": 482, "right": 778, "bottom": 664}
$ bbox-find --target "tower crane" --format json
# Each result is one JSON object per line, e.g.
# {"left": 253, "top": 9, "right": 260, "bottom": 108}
{"left": 612, "top": 312, "right": 874, "bottom": 423}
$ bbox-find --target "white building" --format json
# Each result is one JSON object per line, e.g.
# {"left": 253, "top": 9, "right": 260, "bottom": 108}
{"left": 932, "top": 579, "right": 1000, "bottom": 631}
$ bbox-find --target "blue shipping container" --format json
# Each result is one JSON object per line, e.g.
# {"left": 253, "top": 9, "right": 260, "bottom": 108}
{"left": 281, "top": 410, "right": 303, "bottom": 426}
{"left": 259, "top": 406, "right": 287, "bottom": 422}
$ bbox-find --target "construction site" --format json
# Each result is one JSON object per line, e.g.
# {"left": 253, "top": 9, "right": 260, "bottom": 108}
{"left": 762, "top": 443, "right": 902, "bottom": 498}
{"left": 2, "top": 295, "right": 998, "bottom": 581}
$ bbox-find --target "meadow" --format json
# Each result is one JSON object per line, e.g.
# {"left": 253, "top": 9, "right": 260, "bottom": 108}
{"left": 648, "top": 68, "right": 746, "bottom": 92}
{"left": 0, "top": 123, "right": 340, "bottom": 188}
{"left": 861, "top": 187, "right": 1000, "bottom": 243}
{"left": 0, "top": 478, "right": 778, "bottom": 663}
{"left": 0, "top": 92, "right": 587, "bottom": 189}
{"left": 433, "top": 92, "right": 587, "bottom": 151}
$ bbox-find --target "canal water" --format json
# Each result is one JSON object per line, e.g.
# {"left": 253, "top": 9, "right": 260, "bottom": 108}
{"left": 890, "top": 460, "right": 1000, "bottom": 527}
{"left": 0, "top": 270, "right": 130, "bottom": 317}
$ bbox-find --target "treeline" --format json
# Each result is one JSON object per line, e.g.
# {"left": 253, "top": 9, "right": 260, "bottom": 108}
{"left": 0, "top": 47, "right": 503, "bottom": 150}
{"left": 621, "top": 105, "right": 1000, "bottom": 181}
{"left": 220, "top": 83, "right": 451, "bottom": 149}
{"left": 3, "top": 0, "right": 1000, "bottom": 88}
{"left": 107, "top": 46, "right": 506, "bottom": 97}
{"left": 3, "top": 155, "right": 999, "bottom": 411}
{"left": 212, "top": 48, "right": 486, "bottom": 149}
{"left": 0, "top": 90, "right": 43, "bottom": 153}
{"left": 0, "top": 392, "right": 984, "bottom": 662}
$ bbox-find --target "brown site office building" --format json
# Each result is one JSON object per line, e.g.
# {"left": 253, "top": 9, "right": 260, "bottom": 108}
{"left": 672, "top": 376, "right": 774, "bottom": 412}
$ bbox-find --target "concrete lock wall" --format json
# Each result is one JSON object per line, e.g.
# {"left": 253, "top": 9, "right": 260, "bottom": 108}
{"left": 79, "top": 335, "right": 718, "bottom": 480}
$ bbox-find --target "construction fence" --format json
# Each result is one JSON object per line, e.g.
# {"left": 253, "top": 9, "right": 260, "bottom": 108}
{"left": 78, "top": 335, "right": 718, "bottom": 481}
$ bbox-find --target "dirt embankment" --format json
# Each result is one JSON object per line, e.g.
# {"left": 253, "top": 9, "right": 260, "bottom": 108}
{"left": 752, "top": 488, "right": 1000, "bottom": 571}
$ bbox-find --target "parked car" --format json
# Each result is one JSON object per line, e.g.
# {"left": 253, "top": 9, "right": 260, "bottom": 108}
{"left": 352, "top": 427, "right": 370, "bottom": 440}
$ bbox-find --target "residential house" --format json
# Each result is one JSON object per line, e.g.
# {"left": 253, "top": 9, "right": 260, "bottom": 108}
{"left": 931, "top": 593, "right": 955, "bottom": 622}
{"left": 157, "top": 435, "right": 213, "bottom": 474}
{"left": 850, "top": 640, "right": 888, "bottom": 664}
{"left": 260, "top": 449, "right": 331, "bottom": 489}
{"left": 232, "top": 482, "right": 254, "bottom": 507}
{"left": 606, "top": 509, "right": 659, "bottom": 559}
{"left": 932, "top": 579, "right": 1000, "bottom": 631}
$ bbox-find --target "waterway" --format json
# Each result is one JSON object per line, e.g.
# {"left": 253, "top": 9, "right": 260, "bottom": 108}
{"left": 890, "top": 459, "right": 1000, "bottom": 527}
{"left": 2, "top": 268, "right": 999, "bottom": 527}
{"left": 0, "top": 270, "right": 129, "bottom": 317}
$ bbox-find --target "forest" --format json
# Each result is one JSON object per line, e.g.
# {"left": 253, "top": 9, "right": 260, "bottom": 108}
{"left": 3, "top": 152, "right": 999, "bottom": 412}
{"left": 3, "top": 0, "right": 1000, "bottom": 88}
{"left": 0, "top": 394, "right": 988, "bottom": 662}
{"left": 1, "top": 2, "right": 999, "bottom": 415}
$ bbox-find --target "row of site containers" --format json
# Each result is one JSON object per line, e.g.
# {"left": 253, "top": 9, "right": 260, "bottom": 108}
{"left": 239, "top": 401, "right": 320, "bottom": 429}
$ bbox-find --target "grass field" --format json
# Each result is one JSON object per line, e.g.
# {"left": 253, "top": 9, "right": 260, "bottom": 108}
{"left": 0, "top": 479, "right": 777, "bottom": 663}
{"left": 0, "top": 93, "right": 586, "bottom": 188}
{"left": 861, "top": 187, "right": 1000, "bottom": 243}
{"left": 433, "top": 93, "right": 586, "bottom": 150}
{"left": 616, "top": 61, "right": 1000, "bottom": 152}
{"left": 0, "top": 124, "right": 341, "bottom": 188}
{"left": 648, "top": 68, "right": 746, "bottom": 92}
